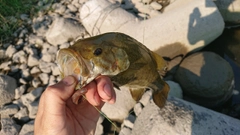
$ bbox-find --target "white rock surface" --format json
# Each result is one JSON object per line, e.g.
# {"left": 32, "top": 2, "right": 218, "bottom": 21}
{"left": 45, "top": 17, "right": 86, "bottom": 46}
{"left": 101, "top": 87, "right": 136, "bottom": 122}
{"left": 81, "top": 0, "right": 224, "bottom": 58}
{"left": 0, "top": 75, "right": 17, "bottom": 106}
{"left": 131, "top": 96, "right": 240, "bottom": 135}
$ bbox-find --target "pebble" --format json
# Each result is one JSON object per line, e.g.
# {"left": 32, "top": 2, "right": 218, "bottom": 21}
{"left": 32, "top": 77, "right": 41, "bottom": 88}
{"left": 14, "top": 107, "right": 30, "bottom": 123}
{"left": 0, "top": 61, "right": 12, "bottom": 71}
{"left": 15, "top": 85, "right": 26, "bottom": 99}
{"left": 0, "top": 104, "right": 19, "bottom": 118}
{"left": 21, "top": 69, "right": 31, "bottom": 80}
{"left": 28, "top": 100, "right": 39, "bottom": 118}
{"left": 51, "top": 63, "right": 60, "bottom": 76}
{"left": 10, "top": 65, "right": 19, "bottom": 73}
{"left": 5, "top": 45, "right": 17, "bottom": 58}
{"left": 39, "top": 61, "right": 52, "bottom": 73}
{"left": 49, "top": 75, "right": 57, "bottom": 85}
{"left": 0, "top": 118, "right": 21, "bottom": 135}
{"left": 42, "top": 53, "right": 55, "bottom": 62}
{"left": 52, "top": 3, "right": 67, "bottom": 14}
{"left": 39, "top": 73, "right": 50, "bottom": 85}
{"left": 0, "top": 75, "right": 17, "bottom": 106}
{"left": 30, "top": 66, "right": 41, "bottom": 74}
{"left": 150, "top": 1, "right": 162, "bottom": 10}
{"left": 12, "top": 50, "right": 27, "bottom": 63}
{"left": 19, "top": 120, "right": 34, "bottom": 135}
{"left": 67, "top": 4, "right": 78, "bottom": 12}
{"left": 122, "top": 114, "right": 135, "bottom": 128}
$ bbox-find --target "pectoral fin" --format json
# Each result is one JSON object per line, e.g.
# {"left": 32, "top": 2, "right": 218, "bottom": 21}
{"left": 152, "top": 81, "right": 169, "bottom": 108}
{"left": 129, "top": 88, "right": 146, "bottom": 101}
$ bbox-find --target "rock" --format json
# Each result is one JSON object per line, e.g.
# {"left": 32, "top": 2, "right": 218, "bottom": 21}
{"left": 81, "top": 0, "right": 224, "bottom": 58}
{"left": 214, "top": 0, "right": 240, "bottom": 23}
{"left": 101, "top": 87, "right": 136, "bottom": 122}
{"left": 15, "top": 85, "right": 26, "bottom": 99}
{"left": 51, "top": 63, "right": 60, "bottom": 76}
{"left": 21, "top": 69, "right": 31, "bottom": 80}
{"left": 24, "top": 45, "right": 38, "bottom": 55}
{"left": 52, "top": 3, "right": 67, "bottom": 14}
{"left": 5, "top": 45, "right": 17, "bottom": 58}
{"left": 138, "top": 90, "right": 151, "bottom": 106}
{"left": 0, "top": 104, "right": 19, "bottom": 118}
{"left": 166, "top": 81, "right": 183, "bottom": 99}
{"left": 174, "top": 52, "right": 234, "bottom": 108}
{"left": 12, "top": 50, "right": 27, "bottom": 63}
{"left": 0, "top": 61, "right": 12, "bottom": 71}
{"left": 131, "top": 96, "right": 240, "bottom": 135}
{"left": 39, "top": 61, "right": 52, "bottom": 73}
{"left": 133, "top": 103, "right": 143, "bottom": 116}
{"left": 0, "top": 118, "right": 21, "bottom": 135}
{"left": 150, "top": 1, "right": 162, "bottom": 11}
{"left": 95, "top": 116, "right": 104, "bottom": 135}
{"left": 28, "top": 100, "right": 39, "bottom": 119}
{"left": 14, "top": 107, "right": 30, "bottom": 122}
{"left": 10, "top": 65, "right": 19, "bottom": 73}
{"left": 39, "top": 73, "right": 49, "bottom": 85}
{"left": 0, "top": 75, "right": 17, "bottom": 106}
{"left": 21, "top": 87, "right": 43, "bottom": 108}
{"left": 67, "top": 4, "right": 78, "bottom": 12}
{"left": 19, "top": 120, "right": 34, "bottom": 135}
{"left": 49, "top": 75, "right": 57, "bottom": 85}
{"left": 28, "top": 34, "right": 44, "bottom": 46}
{"left": 41, "top": 53, "right": 55, "bottom": 62}
{"left": 45, "top": 17, "right": 86, "bottom": 46}
{"left": 122, "top": 114, "right": 135, "bottom": 129}
{"left": 27, "top": 55, "right": 40, "bottom": 67}
{"left": 30, "top": 66, "right": 41, "bottom": 74}
{"left": 119, "top": 127, "right": 132, "bottom": 135}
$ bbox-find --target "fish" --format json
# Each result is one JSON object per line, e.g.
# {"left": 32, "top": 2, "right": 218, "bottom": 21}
{"left": 56, "top": 32, "right": 169, "bottom": 108}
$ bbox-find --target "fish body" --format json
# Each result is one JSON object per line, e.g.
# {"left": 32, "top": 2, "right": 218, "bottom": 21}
{"left": 57, "top": 32, "right": 169, "bottom": 108}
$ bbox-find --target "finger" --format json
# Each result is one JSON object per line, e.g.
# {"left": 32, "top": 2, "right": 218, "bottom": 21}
{"left": 84, "top": 80, "right": 102, "bottom": 106}
{"left": 42, "top": 76, "right": 77, "bottom": 114}
{"left": 95, "top": 76, "right": 116, "bottom": 103}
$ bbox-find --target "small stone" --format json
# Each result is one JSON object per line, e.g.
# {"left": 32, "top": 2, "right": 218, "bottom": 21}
{"left": 32, "top": 77, "right": 41, "bottom": 88}
{"left": 0, "top": 61, "right": 12, "bottom": 70}
{"left": 28, "top": 34, "right": 44, "bottom": 46}
{"left": 51, "top": 63, "right": 60, "bottom": 76}
{"left": 0, "top": 118, "right": 21, "bottom": 135}
{"left": 19, "top": 63, "right": 28, "bottom": 70}
{"left": 119, "top": 127, "right": 132, "bottom": 135}
{"left": 24, "top": 45, "right": 38, "bottom": 55}
{"left": 49, "top": 75, "right": 57, "bottom": 85}
{"left": 60, "top": 42, "right": 70, "bottom": 48}
{"left": 122, "top": 114, "right": 135, "bottom": 128}
{"left": 150, "top": 1, "right": 162, "bottom": 10}
{"left": 39, "top": 73, "right": 49, "bottom": 85}
{"left": 52, "top": 3, "right": 67, "bottom": 14}
{"left": 12, "top": 50, "right": 27, "bottom": 63}
{"left": 42, "top": 53, "right": 55, "bottom": 62}
{"left": 12, "top": 99, "right": 25, "bottom": 109}
{"left": 67, "top": 4, "right": 78, "bottom": 12}
{"left": 14, "top": 107, "right": 30, "bottom": 123}
{"left": 133, "top": 103, "right": 143, "bottom": 116}
{"left": 30, "top": 66, "right": 41, "bottom": 74}
{"left": 19, "top": 120, "right": 34, "bottom": 135}
{"left": 21, "top": 87, "right": 43, "bottom": 108}
{"left": 28, "top": 100, "right": 39, "bottom": 119}
{"left": 0, "top": 75, "right": 17, "bottom": 106}
{"left": 21, "top": 69, "right": 31, "bottom": 80}
{"left": 10, "top": 65, "right": 19, "bottom": 73}
{"left": 39, "top": 61, "right": 52, "bottom": 73}
{"left": 19, "top": 78, "right": 28, "bottom": 85}
{"left": 16, "top": 38, "right": 24, "bottom": 48}
{"left": 15, "top": 85, "right": 26, "bottom": 99}
{"left": 5, "top": 45, "right": 17, "bottom": 58}
{"left": 18, "top": 28, "right": 28, "bottom": 38}
{"left": 27, "top": 55, "right": 40, "bottom": 67}
{"left": 139, "top": 90, "right": 152, "bottom": 106}
{"left": 0, "top": 104, "right": 19, "bottom": 118}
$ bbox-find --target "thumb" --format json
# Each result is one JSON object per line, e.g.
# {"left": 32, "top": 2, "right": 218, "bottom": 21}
{"left": 42, "top": 76, "right": 77, "bottom": 114}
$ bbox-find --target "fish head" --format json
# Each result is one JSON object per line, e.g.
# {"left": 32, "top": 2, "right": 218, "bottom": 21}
{"left": 56, "top": 37, "right": 130, "bottom": 89}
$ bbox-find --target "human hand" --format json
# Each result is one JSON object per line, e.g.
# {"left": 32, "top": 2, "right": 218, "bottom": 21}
{"left": 34, "top": 75, "right": 116, "bottom": 135}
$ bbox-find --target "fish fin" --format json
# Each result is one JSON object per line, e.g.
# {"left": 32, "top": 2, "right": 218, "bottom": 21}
{"left": 151, "top": 52, "right": 168, "bottom": 76}
{"left": 152, "top": 82, "right": 169, "bottom": 108}
{"left": 130, "top": 88, "right": 145, "bottom": 101}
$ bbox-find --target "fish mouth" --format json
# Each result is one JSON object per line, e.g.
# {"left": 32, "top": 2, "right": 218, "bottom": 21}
{"left": 56, "top": 49, "right": 92, "bottom": 88}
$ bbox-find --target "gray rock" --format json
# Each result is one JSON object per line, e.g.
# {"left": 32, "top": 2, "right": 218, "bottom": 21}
{"left": 28, "top": 34, "right": 44, "bottom": 46}
{"left": 21, "top": 87, "right": 43, "bottom": 107}
{"left": 0, "top": 75, "right": 17, "bottom": 106}
{"left": 28, "top": 100, "right": 39, "bottom": 119}
{"left": 19, "top": 78, "right": 28, "bottom": 85}
{"left": 119, "top": 127, "right": 132, "bottom": 135}
{"left": 67, "top": 4, "right": 78, "bottom": 12}
{"left": 41, "top": 53, "right": 55, "bottom": 62}
{"left": 18, "top": 28, "right": 28, "bottom": 38}
{"left": 20, "top": 14, "right": 29, "bottom": 21}
{"left": 39, "top": 73, "right": 49, "bottom": 85}
{"left": 12, "top": 99, "right": 25, "bottom": 109}
{"left": 131, "top": 97, "right": 240, "bottom": 135}
{"left": 12, "top": 50, "right": 27, "bottom": 63}
{"left": 19, "top": 63, "right": 28, "bottom": 70}
{"left": 174, "top": 52, "right": 234, "bottom": 108}
{"left": 10, "top": 65, "right": 19, "bottom": 73}
{"left": 14, "top": 107, "right": 29, "bottom": 122}
{"left": 0, "top": 118, "right": 21, "bottom": 135}
{"left": 49, "top": 75, "right": 57, "bottom": 85}
{"left": 21, "top": 69, "right": 31, "bottom": 80}
{"left": 45, "top": 17, "right": 86, "bottom": 46}
{"left": 0, "top": 104, "right": 19, "bottom": 118}
{"left": 0, "top": 61, "right": 12, "bottom": 71}
{"left": 19, "top": 120, "right": 34, "bottom": 135}
{"left": 122, "top": 114, "right": 135, "bottom": 129}
{"left": 24, "top": 45, "right": 38, "bottom": 55}
{"left": 5, "top": 45, "right": 17, "bottom": 58}
{"left": 15, "top": 85, "right": 26, "bottom": 99}
{"left": 27, "top": 55, "right": 40, "bottom": 67}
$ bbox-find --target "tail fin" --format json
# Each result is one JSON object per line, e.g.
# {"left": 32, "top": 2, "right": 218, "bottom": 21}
{"left": 152, "top": 82, "right": 169, "bottom": 108}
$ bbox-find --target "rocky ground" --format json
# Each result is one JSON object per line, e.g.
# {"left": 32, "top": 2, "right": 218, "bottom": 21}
{"left": 1, "top": 0, "right": 240, "bottom": 135}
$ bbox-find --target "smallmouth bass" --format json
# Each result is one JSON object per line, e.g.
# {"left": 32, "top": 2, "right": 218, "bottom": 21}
{"left": 57, "top": 32, "right": 169, "bottom": 108}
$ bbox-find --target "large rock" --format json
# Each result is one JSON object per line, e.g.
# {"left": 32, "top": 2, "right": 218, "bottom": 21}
{"left": 45, "top": 17, "right": 86, "bottom": 46}
{"left": 131, "top": 96, "right": 240, "bottom": 135}
{"left": 0, "top": 118, "right": 21, "bottom": 135}
{"left": 80, "top": 0, "right": 224, "bottom": 58}
{"left": 174, "top": 52, "right": 234, "bottom": 108}
{"left": 101, "top": 86, "right": 136, "bottom": 122}
{"left": 0, "top": 75, "right": 17, "bottom": 106}
{"left": 214, "top": 0, "right": 240, "bottom": 23}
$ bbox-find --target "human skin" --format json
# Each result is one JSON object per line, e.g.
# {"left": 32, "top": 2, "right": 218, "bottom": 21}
{"left": 34, "top": 75, "right": 116, "bottom": 135}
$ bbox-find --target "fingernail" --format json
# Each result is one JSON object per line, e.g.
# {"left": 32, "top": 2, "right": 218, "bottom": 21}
{"left": 62, "top": 76, "right": 75, "bottom": 85}
{"left": 79, "top": 88, "right": 87, "bottom": 94}
{"left": 103, "top": 84, "right": 112, "bottom": 97}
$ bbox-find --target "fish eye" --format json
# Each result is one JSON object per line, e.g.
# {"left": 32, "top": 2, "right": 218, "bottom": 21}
{"left": 93, "top": 48, "right": 102, "bottom": 56}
